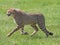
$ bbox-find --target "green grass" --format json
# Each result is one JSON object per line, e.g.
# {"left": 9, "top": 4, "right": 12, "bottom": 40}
{"left": 0, "top": 0, "right": 60, "bottom": 45}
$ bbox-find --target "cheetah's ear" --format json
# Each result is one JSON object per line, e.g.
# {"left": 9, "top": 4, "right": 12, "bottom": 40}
{"left": 13, "top": 9, "right": 16, "bottom": 11}
{"left": 13, "top": 9, "right": 17, "bottom": 13}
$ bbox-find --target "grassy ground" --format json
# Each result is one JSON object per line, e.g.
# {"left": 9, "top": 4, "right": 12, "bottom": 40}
{"left": 0, "top": 0, "right": 60, "bottom": 45}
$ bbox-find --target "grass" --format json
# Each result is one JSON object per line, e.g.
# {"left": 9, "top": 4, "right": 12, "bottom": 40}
{"left": 0, "top": 0, "right": 60, "bottom": 45}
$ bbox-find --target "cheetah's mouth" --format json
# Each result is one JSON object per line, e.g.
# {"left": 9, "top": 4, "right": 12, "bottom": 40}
{"left": 7, "top": 14, "right": 11, "bottom": 16}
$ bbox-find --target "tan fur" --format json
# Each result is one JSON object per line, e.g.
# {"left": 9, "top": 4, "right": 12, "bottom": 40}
{"left": 7, "top": 8, "right": 53, "bottom": 37}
